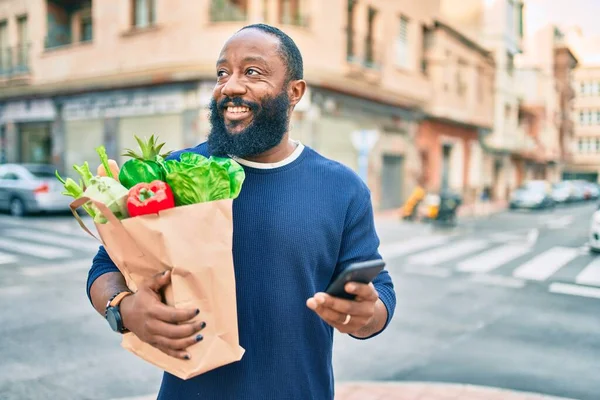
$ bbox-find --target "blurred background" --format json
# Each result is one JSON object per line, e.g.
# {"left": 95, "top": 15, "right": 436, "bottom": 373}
{"left": 1, "top": 0, "right": 600, "bottom": 399}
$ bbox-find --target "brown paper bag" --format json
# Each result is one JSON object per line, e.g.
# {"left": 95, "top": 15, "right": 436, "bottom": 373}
{"left": 70, "top": 196, "right": 245, "bottom": 380}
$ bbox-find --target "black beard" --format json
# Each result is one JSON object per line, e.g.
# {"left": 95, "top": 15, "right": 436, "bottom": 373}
{"left": 207, "top": 91, "right": 291, "bottom": 158}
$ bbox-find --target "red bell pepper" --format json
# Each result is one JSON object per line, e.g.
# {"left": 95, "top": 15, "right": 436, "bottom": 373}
{"left": 127, "top": 180, "right": 175, "bottom": 217}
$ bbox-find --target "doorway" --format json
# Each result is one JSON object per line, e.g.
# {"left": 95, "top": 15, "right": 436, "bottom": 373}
{"left": 380, "top": 154, "right": 404, "bottom": 209}
{"left": 441, "top": 143, "right": 452, "bottom": 191}
{"left": 18, "top": 122, "right": 52, "bottom": 163}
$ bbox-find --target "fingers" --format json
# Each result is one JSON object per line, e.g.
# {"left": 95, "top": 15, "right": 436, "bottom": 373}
{"left": 345, "top": 282, "right": 379, "bottom": 302}
{"left": 149, "top": 321, "right": 208, "bottom": 360}
{"left": 147, "top": 270, "right": 172, "bottom": 292}
{"left": 150, "top": 301, "right": 200, "bottom": 324}
{"left": 146, "top": 319, "right": 206, "bottom": 340}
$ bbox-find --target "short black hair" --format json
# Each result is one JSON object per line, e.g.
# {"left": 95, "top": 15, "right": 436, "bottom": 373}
{"left": 238, "top": 23, "right": 304, "bottom": 83}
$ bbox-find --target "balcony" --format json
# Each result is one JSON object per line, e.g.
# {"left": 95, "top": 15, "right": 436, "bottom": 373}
{"left": 0, "top": 44, "right": 32, "bottom": 80}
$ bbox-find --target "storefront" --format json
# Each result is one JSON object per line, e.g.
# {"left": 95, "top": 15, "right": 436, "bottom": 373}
{"left": 0, "top": 99, "right": 57, "bottom": 164}
{"left": 58, "top": 82, "right": 202, "bottom": 172}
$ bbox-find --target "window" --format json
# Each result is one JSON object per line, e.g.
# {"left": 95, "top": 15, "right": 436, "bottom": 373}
{"left": 580, "top": 111, "right": 586, "bottom": 125}
{"left": 45, "top": 0, "right": 93, "bottom": 48}
{"left": 279, "top": 0, "right": 308, "bottom": 26}
{"left": 211, "top": 0, "right": 248, "bottom": 22}
{"left": 597, "top": 110, "right": 600, "bottom": 125}
{"left": 395, "top": 15, "right": 410, "bottom": 69}
{"left": 596, "top": 138, "right": 600, "bottom": 152}
{"left": 0, "top": 20, "right": 8, "bottom": 74}
{"left": 80, "top": 6, "right": 92, "bottom": 41}
{"left": 15, "top": 15, "right": 29, "bottom": 72}
{"left": 364, "top": 6, "right": 378, "bottom": 67}
{"left": 346, "top": 0, "right": 357, "bottom": 61}
{"left": 506, "top": 52, "right": 514, "bottom": 76}
{"left": 506, "top": 0, "right": 514, "bottom": 38}
{"left": 579, "top": 138, "right": 584, "bottom": 152}
{"left": 457, "top": 59, "right": 467, "bottom": 97}
{"left": 132, "top": 0, "right": 156, "bottom": 28}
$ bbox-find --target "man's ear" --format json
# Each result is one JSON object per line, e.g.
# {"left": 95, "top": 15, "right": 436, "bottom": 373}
{"left": 288, "top": 79, "right": 307, "bottom": 108}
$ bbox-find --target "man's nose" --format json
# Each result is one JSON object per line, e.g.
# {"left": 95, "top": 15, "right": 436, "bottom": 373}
{"left": 221, "top": 74, "right": 247, "bottom": 97}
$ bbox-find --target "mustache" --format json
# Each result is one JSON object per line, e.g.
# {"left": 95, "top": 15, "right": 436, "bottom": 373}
{"left": 217, "top": 96, "right": 260, "bottom": 112}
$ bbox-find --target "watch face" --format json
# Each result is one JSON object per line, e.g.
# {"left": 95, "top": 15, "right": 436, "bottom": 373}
{"left": 106, "top": 307, "right": 120, "bottom": 332}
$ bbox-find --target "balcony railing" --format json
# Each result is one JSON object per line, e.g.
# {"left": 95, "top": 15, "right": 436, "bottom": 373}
{"left": 0, "top": 44, "right": 31, "bottom": 77}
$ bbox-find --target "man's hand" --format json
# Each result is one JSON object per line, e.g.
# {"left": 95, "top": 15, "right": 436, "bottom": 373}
{"left": 306, "top": 282, "right": 380, "bottom": 335}
{"left": 120, "top": 270, "right": 206, "bottom": 360}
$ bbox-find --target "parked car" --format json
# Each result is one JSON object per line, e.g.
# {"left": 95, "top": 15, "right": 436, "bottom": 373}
{"left": 509, "top": 180, "right": 555, "bottom": 210}
{"left": 0, "top": 163, "right": 72, "bottom": 216}
{"left": 589, "top": 204, "right": 600, "bottom": 253}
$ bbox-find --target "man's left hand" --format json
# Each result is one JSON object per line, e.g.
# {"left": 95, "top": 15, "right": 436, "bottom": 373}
{"left": 306, "top": 282, "right": 379, "bottom": 335}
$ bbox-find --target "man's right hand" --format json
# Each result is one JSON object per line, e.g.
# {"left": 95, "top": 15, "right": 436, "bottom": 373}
{"left": 120, "top": 270, "right": 206, "bottom": 360}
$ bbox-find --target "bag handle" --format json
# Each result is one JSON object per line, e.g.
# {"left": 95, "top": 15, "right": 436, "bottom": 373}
{"left": 69, "top": 196, "right": 123, "bottom": 242}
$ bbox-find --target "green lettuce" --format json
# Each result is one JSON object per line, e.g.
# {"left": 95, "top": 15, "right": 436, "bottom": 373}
{"left": 164, "top": 152, "right": 245, "bottom": 206}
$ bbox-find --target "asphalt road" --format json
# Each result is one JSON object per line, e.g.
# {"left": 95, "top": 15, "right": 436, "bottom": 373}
{"left": 0, "top": 202, "right": 599, "bottom": 400}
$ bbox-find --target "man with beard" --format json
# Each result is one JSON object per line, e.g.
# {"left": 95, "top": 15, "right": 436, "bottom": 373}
{"left": 87, "top": 24, "right": 396, "bottom": 399}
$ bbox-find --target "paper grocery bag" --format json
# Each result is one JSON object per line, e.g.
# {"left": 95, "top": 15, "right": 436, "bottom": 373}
{"left": 70, "top": 197, "right": 245, "bottom": 380}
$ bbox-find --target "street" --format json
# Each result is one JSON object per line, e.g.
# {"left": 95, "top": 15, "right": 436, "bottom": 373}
{"left": 1, "top": 203, "right": 600, "bottom": 399}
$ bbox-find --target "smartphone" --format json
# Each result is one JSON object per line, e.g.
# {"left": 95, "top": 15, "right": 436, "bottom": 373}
{"left": 325, "top": 259, "right": 385, "bottom": 300}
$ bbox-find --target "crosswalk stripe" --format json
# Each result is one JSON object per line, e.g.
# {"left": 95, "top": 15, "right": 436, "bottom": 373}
{"left": 549, "top": 282, "right": 600, "bottom": 299}
{"left": 457, "top": 244, "right": 531, "bottom": 273}
{"left": 0, "top": 238, "right": 73, "bottom": 260}
{"left": 407, "top": 239, "right": 489, "bottom": 266}
{"left": 379, "top": 235, "right": 451, "bottom": 259}
{"left": 575, "top": 257, "right": 600, "bottom": 286}
{"left": 2, "top": 229, "right": 100, "bottom": 252}
{"left": 513, "top": 247, "right": 579, "bottom": 281}
{"left": 0, "top": 251, "right": 18, "bottom": 265}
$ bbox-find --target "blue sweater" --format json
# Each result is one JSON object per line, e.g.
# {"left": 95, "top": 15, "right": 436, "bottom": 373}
{"left": 87, "top": 142, "right": 396, "bottom": 400}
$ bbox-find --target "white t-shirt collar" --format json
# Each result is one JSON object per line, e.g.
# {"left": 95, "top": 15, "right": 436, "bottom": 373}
{"left": 231, "top": 140, "right": 305, "bottom": 169}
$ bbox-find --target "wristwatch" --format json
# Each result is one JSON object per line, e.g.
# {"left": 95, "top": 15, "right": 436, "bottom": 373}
{"left": 105, "top": 290, "right": 133, "bottom": 333}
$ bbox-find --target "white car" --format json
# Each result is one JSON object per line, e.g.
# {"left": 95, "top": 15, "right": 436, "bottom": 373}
{"left": 590, "top": 208, "right": 600, "bottom": 252}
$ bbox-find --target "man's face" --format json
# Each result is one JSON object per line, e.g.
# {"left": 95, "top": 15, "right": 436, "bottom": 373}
{"left": 208, "top": 29, "right": 292, "bottom": 158}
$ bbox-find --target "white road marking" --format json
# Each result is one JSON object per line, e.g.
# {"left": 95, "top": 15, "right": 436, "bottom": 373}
{"left": 512, "top": 247, "right": 578, "bottom": 281}
{"left": 20, "top": 259, "right": 91, "bottom": 277}
{"left": 407, "top": 239, "right": 489, "bottom": 266}
{"left": 403, "top": 265, "right": 452, "bottom": 278}
{"left": 0, "top": 237, "right": 73, "bottom": 260}
{"left": 468, "top": 274, "right": 526, "bottom": 288}
{"left": 379, "top": 235, "right": 451, "bottom": 259}
{"left": 2, "top": 229, "right": 100, "bottom": 252}
{"left": 545, "top": 215, "right": 574, "bottom": 229}
{"left": 549, "top": 282, "right": 600, "bottom": 299}
{"left": 457, "top": 244, "right": 531, "bottom": 273}
{"left": 526, "top": 228, "right": 539, "bottom": 247}
{"left": 575, "top": 257, "right": 600, "bottom": 287}
{"left": 0, "top": 250, "right": 18, "bottom": 265}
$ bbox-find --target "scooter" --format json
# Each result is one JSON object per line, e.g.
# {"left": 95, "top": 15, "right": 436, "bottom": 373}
{"left": 418, "top": 191, "right": 462, "bottom": 226}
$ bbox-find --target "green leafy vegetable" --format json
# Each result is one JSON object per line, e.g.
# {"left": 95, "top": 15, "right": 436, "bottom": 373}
{"left": 164, "top": 152, "right": 245, "bottom": 205}
{"left": 211, "top": 156, "right": 245, "bottom": 199}
{"left": 72, "top": 162, "right": 94, "bottom": 189}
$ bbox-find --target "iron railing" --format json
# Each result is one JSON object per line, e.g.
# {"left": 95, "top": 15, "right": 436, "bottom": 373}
{"left": 0, "top": 43, "right": 31, "bottom": 77}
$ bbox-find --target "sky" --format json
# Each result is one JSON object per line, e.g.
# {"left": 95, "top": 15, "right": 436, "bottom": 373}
{"left": 525, "top": 0, "right": 600, "bottom": 63}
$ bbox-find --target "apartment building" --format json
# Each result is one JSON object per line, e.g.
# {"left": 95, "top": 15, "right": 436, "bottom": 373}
{"left": 0, "top": 0, "right": 439, "bottom": 211}
{"left": 418, "top": 19, "right": 495, "bottom": 205}
{"left": 565, "top": 65, "right": 600, "bottom": 182}
{"left": 513, "top": 25, "right": 579, "bottom": 185}
{"left": 440, "top": 0, "right": 525, "bottom": 201}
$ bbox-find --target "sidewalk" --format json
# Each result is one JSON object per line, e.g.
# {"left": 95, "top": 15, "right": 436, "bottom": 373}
{"left": 110, "top": 382, "right": 576, "bottom": 400}
{"left": 335, "top": 382, "right": 576, "bottom": 400}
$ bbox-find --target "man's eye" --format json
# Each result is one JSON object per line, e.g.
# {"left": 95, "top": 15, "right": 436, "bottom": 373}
{"left": 246, "top": 68, "right": 259, "bottom": 76}
{"left": 217, "top": 70, "right": 228, "bottom": 78}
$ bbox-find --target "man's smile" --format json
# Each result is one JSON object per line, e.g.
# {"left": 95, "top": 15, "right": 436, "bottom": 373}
{"left": 224, "top": 105, "right": 253, "bottom": 126}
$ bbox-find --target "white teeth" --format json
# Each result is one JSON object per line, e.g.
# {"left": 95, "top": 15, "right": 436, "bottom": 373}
{"left": 227, "top": 106, "right": 249, "bottom": 113}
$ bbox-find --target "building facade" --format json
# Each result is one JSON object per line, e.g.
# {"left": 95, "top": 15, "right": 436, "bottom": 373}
{"left": 0, "top": 0, "right": 442, "bottom": 211}
{"left": 418, "top": 19, "right": 495, "bottom": 205}
{"left": 513, "top": 25, "right": 579, "bottom": 186}
{"left": 440, "top": 0, "right": 525, "bottom": 201}
{"left": 566, "top": 65, "right": 600, "bottom": 182}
